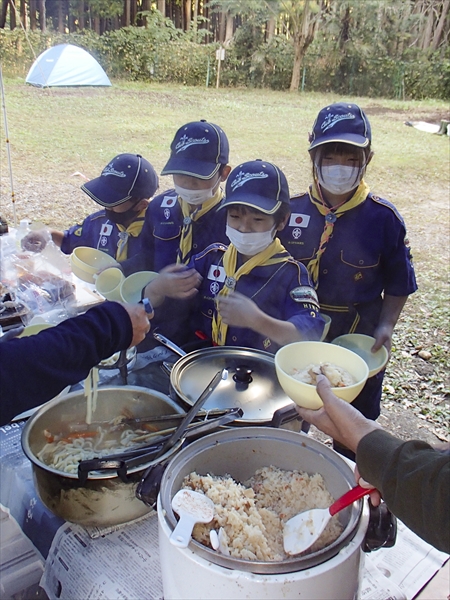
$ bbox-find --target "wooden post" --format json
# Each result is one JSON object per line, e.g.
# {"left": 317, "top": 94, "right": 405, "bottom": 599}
{"left": 216, "top": 46, "right": 225, "bottom": 89}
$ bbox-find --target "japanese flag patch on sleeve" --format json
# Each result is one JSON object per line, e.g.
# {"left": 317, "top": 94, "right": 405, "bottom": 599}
{"left": 161, "top": 195, "right": 177, "bottom": 208}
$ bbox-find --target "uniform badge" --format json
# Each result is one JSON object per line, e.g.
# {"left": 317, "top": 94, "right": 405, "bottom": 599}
{"left": 292, "top": 228, "right": 302, "bottom": 240}
{"left": 290, "top": 286, "right": 320, "bottom": 310}
{"left": 100, "top": 224, "right": 113, "bottom": 236}
{"left": 100, "top": 236, "right": 108, "bottom": 247}
{"left": 289, "top": 213, "right": 310, "bottom": 228}
{"left": 207, "top": 265, "right": 226, "bottom": 282}
{"left": 161, "top": 195, "right": 177, "bottom": 208}
{"left": 210, "top": 281, "right": 220, "bottom": 295}
{"left": 74, "top": 226, "right": 82, "bottom": 237}
{"left": 164, "top": 208, "right": 171, "bottom": 220}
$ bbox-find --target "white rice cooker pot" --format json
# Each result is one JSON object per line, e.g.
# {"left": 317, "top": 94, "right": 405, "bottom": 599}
{"left": 158, "top": 427, "right": 370, "bottom": 600}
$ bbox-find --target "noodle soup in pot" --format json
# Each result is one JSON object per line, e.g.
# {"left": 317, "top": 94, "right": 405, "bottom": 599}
{"left": 22, "top": 386, "right": 185, "bottom": 527}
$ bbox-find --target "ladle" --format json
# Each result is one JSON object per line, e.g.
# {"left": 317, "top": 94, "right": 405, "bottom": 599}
{"left": 283, "top": 484, "right": 374, "bottom": 555}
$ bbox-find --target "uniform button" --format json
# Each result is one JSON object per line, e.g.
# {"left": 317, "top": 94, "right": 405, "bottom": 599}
{"left": 208, "top": 309, "right": 212, "bottom": 315}
{"left": 323, "top": 269, "right": 328, "bottom": 274}
{"left": 232, "top": 336, "right": 237, "bottom": 342}
{"left": 359, "top": 260, "right": 364, "bottom": 265}
{"left": 193, "top": 243, "right": 198, "bottom": 249}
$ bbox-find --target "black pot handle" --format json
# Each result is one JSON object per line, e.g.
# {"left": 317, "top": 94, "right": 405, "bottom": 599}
{"left": 269, "top": 403, "right": 301, "bottom": 428}
{"left": 364, "top": 500, "right": 397, "bottom": 552}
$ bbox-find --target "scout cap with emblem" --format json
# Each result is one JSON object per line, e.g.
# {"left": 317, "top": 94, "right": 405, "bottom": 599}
{"left": 81, "top": 153, "right": 159, "bottom": 208}
{"left": 220, "top": 159, "right": 290, "bottom": 215}
{"left": 161, "top": 120, "right": 229, "bottom": 180}
{"left": 308, "top": 102, "right": 371, "bottom": 151}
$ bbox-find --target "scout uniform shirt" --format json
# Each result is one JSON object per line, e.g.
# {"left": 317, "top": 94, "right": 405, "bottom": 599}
{"left": 278, "top": 190, "right": 417, "bottom": 342}
{"left": 171, "top": 242, "right": 324, "bottom": 353}
{"left": 121, "top": 188, "right": 229, "bottom": 276}
{"left": 60, "top": 208, "right": 146, "bottom": 262}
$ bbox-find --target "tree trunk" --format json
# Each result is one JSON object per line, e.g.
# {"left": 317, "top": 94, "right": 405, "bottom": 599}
{"left": 157, "top": 0, "right": 165, "bottom": 17}
{"left": 185, "top": 0, "right": 191, "bottom": 31}
{"left": 30, "top": 0, "right": 36, "bottom": 30}
{"left": 420, "top": 4, "right": 434, "bottom": 49}
{"left": 266, "top": 15, "right": 275, "bottom": 40}
{"left": 218, "top": 10, "right": 226, "bottom": 42}
{"left": 57, "top": 0, "right": 63, "bottom": 32}
{"left": 225, "top": 12, "right": 233, "bottom": 44}
{"left": 123, "top": 0, "right": 130, "bottom": 26}
{"left": 93, "top": 15, "right": 100, "bottom": 33}
{"left": 289, "top": 1, "right": 319, "bottom": 92}
{"left": 431, "top": 0, "right": 449, "bottom": 50}
{"left": 130, "top": 0, "right": 137, "bottom": 25}
{"left": 20, "top": 0, "right": 26, "bottom": 28}
{"left": 0, "top": 0, "right": 9, "bottom": 28}
{"left": 38, "top": 0, "right": 45, "bottom": 31}
{"left": 78, "top": 0, "right": 84, "bottom": 30}
{"left": 193, "top": 0, "right": 198, "bottom": 31}
{"left": 10, "top": 0, "right": 16, "bottom": 28}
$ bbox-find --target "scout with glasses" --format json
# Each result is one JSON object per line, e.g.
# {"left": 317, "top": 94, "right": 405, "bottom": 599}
{"left": 144, "top": 160, "right": 324, "bottom": 352}
{"left": 279, "top": 102, "right": 417, "bottom": 458}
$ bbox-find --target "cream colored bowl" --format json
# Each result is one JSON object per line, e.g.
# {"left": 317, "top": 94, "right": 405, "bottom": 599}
{"left": 94, "top": 267, "right": 125, "bottom": 301}
{"left": 18, "top": 323, "right": 55, "bottom": 338}
{"left": 120, "top": 271, "right": 159, "bottom": 303}
{"left": 70, "top": 247, "right": 118, "bottom": 283}
{"left": 275, "top": 341, "right": 369, "bottom": 409}
{"left": 331, "top": 334, "right": 389, "bottom": 378}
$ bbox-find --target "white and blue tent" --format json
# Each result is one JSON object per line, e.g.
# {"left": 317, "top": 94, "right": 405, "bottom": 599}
{"left": 26, "top": 44, "right": 111, "bottom": 88}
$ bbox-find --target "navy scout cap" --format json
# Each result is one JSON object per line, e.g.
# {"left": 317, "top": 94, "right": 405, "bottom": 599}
{"left": 309, "top": 102, "right": 372, "bottom": 150}
{"left": 161, "top": 120, "right": 229, "bottom": 180}
{"left": 221, "top": 160, "right": 290, "bottom": 215}
{"left": 82, "top": 154, "right": 159, "bottom": 208}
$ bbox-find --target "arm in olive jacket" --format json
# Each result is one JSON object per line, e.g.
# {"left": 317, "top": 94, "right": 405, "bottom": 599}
{"left": 0, "top": 302, "right": 132, "bottom": 425}
{"left": 357, "top": 429, "right": 450, "bottom": 553}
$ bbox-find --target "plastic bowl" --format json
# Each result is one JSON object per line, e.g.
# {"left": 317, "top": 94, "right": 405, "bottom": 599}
{"left": 319, "top": 314, "right": 332, "bottom": 341}
{"left": 70, "top": 247, "right": 118, "bottom": 283}
{"left": 120, "top": 271, "right": 159, "bottom": 303}
{"left": 18, "top": 323, "right": 55, "bottom": 338}
{"left": 331, "top": 334, "right": 389, "bottom": 378}
{"left": 275, "top": 341, "right": 369, "bottom": 409}
{"left": 94, "top": 267, "right": 125, "bottom": 301}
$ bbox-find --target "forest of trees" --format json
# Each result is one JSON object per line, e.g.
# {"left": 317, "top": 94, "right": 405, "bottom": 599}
{"left": 1, "top": 1, "right": 449, "bottom": 99}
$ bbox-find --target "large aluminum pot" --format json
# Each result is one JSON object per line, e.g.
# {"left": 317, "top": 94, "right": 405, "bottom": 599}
{"left": 155, "top": 333, "right": 299, "bottom": 427}
{"left": 22, "top": 386, "right": 185, "bottom": 527}
{"left": 158, "top": 428, "right": 369, "bottom": 591}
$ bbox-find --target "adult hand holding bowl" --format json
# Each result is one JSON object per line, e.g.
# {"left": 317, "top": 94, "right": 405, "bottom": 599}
{"left": 275, "top": 341, "right": 369, "bottom": 409}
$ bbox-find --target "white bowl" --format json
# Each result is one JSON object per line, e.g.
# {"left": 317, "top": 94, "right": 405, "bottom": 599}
{"left": 70, "top": 247, "right": 118, "bottom": 284}
{"left": 275, "top": 341, "right": 369, "bottom": 409}
{"left": 120, "top": 271, "right": 158, "bottom": 303}
{"left": 331, "top": 334, "right": 389, "bottom": 378}
{"left": 95, "top": 267, "right": 125, "bottom": 301}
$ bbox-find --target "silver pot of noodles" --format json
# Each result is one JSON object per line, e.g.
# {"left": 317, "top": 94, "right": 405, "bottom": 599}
{"left": 158, "top": 427, "right": 370, "bottom": 600}
{"left": 22, "top": 386, "right": 185, "bottom": 528}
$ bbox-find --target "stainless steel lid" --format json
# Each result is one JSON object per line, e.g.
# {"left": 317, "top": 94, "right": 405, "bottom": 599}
{"left": 170, "top": 346, "right": 292, "bottom": 423}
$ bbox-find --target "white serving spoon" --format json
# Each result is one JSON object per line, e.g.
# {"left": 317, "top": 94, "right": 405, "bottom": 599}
{"left": 283, "top": 484, "right": 374, "bottom": 556}
{"left": 170, "top": 489, "right": 215, "bottom": 548}
{"left": 209, "top": 527, "right": 230, "bottom": 555}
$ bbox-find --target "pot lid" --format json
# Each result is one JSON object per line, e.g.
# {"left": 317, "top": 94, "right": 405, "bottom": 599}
{"left": 170, "top": 347, "right": 293, "bottom": 423}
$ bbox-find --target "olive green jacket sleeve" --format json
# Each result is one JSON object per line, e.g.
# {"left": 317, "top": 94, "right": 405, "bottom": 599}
{"left": 356, "top": 429, "right": 450, "bottom": 554}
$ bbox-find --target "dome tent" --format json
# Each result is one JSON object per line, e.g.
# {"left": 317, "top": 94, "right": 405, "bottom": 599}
{"left": 26, "top": 44, "right": 111, "bottom": 88}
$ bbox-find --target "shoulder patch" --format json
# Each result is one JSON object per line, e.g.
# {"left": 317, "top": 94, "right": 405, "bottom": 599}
{"left": 369, "top": 194, "right": 405, "bottom": 224}
{"left": 290, "top": 286, "right": 320, "bottom": 309}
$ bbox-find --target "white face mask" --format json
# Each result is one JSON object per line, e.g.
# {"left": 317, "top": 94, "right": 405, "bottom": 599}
{"left": 226, "top": 224, "right": 275, "bottom": 256}
{"left": 174, "top": 184, "right": 216, "bottom": 206}
{"left": 316, "top": 164, "right": 362, "bottom": 196}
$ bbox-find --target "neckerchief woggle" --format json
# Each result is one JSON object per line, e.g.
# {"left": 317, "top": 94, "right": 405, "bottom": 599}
{"left": 307, "top": 180, "right": 369, "bottom": 288}
{"left": 116, "top": 207, "right": 147, "bottom": 262}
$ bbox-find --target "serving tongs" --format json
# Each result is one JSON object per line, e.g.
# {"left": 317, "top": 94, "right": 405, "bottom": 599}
{"left": 136, "top": 369, "right": 228, "bottom": 506}
{"left": 77, "top": 404, "right": 241, "bottom": 485}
